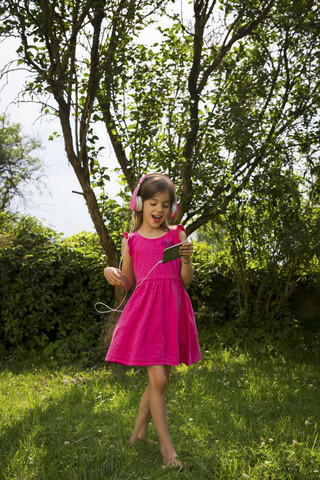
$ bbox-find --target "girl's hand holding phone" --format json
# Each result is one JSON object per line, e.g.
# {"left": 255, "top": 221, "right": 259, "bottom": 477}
{"left": 179, "top": 241, "right": 193, "bottom": 263}
{"left": 104, "top": 267, "right": 127, "bottom": 290}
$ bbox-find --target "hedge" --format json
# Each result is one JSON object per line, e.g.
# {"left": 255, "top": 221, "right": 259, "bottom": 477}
{"left": 1, "top": 213, "right": 319, "bottom": 361}
{"left": 0, "top": 214, "right": 113, "bottom": 361}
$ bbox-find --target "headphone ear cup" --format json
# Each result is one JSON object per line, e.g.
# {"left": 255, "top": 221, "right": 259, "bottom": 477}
{"left": 130, "top": 185, "right": 140, "bottom": 211}
{"left": 171, "top": 202, "right": 178, "bottom": 218}
{"left": 136, "top": 196, "right": 143, "bottom": 212}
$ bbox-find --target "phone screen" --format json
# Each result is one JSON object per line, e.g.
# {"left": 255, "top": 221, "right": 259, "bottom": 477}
{"left": 162, "top": 241, "right": 188, "bottom": 263}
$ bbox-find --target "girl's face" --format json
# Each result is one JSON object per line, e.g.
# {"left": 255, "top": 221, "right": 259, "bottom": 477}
{"left": 142, "top": 191, "right": 171, "bottom": 230}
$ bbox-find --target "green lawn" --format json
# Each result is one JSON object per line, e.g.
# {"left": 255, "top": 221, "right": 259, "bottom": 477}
{"left": 0, "top": 348, "right": 319, "bottom": 479}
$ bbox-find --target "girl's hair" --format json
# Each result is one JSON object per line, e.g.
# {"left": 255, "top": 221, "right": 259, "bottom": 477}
{"left": 132, "top": 174, "right": 176, "bottom": 232}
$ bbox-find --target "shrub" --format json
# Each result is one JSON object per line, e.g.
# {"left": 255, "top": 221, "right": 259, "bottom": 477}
{"left": 189, "top": 240, "right": 320, "bottom": 352}
{"left": 0, "top": 213, "right": 113, "bottom": 361}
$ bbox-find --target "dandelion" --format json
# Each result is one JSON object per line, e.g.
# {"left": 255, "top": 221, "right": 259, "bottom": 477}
{"left": 292, "top": 440, "right": 298, "bottom": 447}
{"left": 64, "top": 441, "right": 70, "bottom": 446}
{"left": 305, "top": 420, "right": 311, "bottom": 426}
{"left": 242, "top": 474, "right": 249, "bottom": 479}
{"left": 265, "top": 461, "right": 272, "bottom": 467}
{"left": 261, "top": 441, "right": 265, "bottom": 447}
{"left": 268, "top": 438, "right": 274, "bottom": 443}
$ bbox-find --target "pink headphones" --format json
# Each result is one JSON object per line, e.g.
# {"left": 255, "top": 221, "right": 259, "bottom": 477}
{"left": 130, "top": 172, "right": 178, "bottom": 218}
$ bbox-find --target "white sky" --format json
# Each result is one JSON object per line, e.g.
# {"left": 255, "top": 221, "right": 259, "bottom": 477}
{"left": 0, "top": 37, "right": 121, "bottom": 237}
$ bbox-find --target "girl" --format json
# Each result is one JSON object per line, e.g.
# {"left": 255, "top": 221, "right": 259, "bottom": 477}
{"left": 104, "top": 172, "right": 201, "bottom": 469}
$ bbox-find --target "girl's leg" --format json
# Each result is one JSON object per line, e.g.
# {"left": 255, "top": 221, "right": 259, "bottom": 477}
{"left": 147, "top": 364, "right": 182, "bottom": 468}
{"left": 129, "top": 385, "right": 153, "bottom": 444}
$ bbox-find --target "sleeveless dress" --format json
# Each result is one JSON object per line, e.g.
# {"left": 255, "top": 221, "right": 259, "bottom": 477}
{"left": 105, "top": 225, "right": 202, "bottom": 366}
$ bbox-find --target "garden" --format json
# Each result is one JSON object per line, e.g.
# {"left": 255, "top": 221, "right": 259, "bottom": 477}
{"left": 0, "top": 213, "right": 319, "bottom": 479}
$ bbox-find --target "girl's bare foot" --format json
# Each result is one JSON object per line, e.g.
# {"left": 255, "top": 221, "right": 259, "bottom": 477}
{"left": 129, "top": 434, "right": 155, "bottom": 446}
{"left": 162, "top": 453, "right": 183, "bottom": 469}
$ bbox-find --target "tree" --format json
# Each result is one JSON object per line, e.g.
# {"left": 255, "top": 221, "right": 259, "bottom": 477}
{"left": 0, "top": 114, "right": 42, "bottom": 212}
{"left": 1, "top": 0, "right": 320, "bottom": 337}
{"left": 105, "top": 0, "right": 320, "bottom": 231}
{"left": 0, "top": 0, "right": 169, "bottom": 268}
{"left": 2, "top": 0, "right": 319, "bottom": 255}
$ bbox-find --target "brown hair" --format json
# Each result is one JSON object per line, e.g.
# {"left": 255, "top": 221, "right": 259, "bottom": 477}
{"left": 132, "top": 174, "right": 176, "bottom": 232}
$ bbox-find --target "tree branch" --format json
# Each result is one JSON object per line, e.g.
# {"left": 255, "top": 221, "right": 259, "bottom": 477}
{"left": 198, "top": 0, "right": 277, "bottom": 93}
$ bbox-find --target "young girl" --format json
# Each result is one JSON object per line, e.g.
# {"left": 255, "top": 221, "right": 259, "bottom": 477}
{"left": 104, "top": 172, "right": 201, "bottom": 469}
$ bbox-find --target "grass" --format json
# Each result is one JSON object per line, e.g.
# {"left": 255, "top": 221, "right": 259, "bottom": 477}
{"left": 0, "top": 347, "right": 319, "bottom": 480}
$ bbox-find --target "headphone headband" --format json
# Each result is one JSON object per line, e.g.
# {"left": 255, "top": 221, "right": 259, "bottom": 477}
{"left": 130, "top": 173, "right": 178, "bottom": 218}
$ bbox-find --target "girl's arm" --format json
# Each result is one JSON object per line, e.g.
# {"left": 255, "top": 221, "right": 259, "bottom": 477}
{"left": 104, "top": 237, "right": 134, "bottom": 291}
{"left": 178, "top": 230, "right": 193, "bottom": 287}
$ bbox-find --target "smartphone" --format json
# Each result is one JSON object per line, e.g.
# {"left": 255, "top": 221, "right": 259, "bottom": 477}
{"left": 162, "top": 241, "right": 188, "bottom": 263}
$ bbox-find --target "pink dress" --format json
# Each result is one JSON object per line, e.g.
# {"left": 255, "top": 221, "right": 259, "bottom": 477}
{"left": 105, "top": 225, "right": 202, "bottom": 366}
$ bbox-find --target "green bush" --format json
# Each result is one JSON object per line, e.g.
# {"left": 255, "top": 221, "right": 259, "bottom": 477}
{"left": 189, "top": 241, "right": 320, "bottom": 353}
{"left": 0, "top": 213, "right": 113, "bottom": 361}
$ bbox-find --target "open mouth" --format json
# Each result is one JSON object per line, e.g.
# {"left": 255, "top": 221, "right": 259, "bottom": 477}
{"left": 152, "top": 215, "right": 162, "bottom": 223}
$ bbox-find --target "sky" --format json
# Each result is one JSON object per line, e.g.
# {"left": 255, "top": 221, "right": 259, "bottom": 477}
{"left": 0, "top": 37, "right": 121, "bottom": 237}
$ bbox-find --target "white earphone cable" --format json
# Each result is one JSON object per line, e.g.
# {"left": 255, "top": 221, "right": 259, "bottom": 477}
{"left": 94, "top": 291, "right": 128, "bottom": 314}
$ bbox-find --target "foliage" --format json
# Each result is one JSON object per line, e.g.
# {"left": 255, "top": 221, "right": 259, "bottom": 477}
{"left": 222, "top": 166, "right": 320, "bottom": 323}
{"left": 0, "top": 213, "right": 113, "bottom": 361}
{"left": 189, "top": 238, "right": 320, "bottom": 352}
{"left": 0, "top": 114, "right": 42, "bottom": 212}
{"left": 98, "top": 0, "right": 320, "bottom": 234}
{"left": 1, "top": 349, "right": 319, "bottom": 479}
{"left": 191, "top": 151, "right": 320, "bottom": 338}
